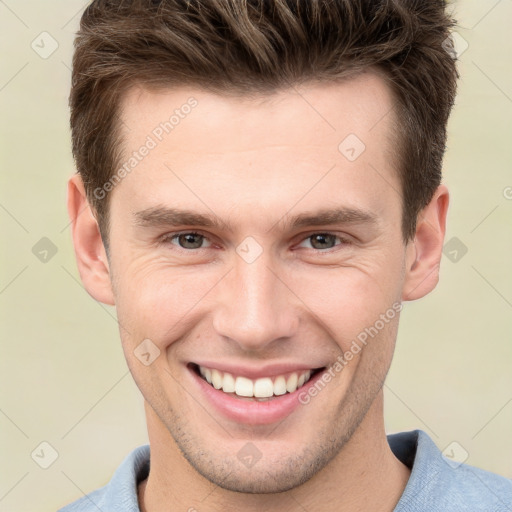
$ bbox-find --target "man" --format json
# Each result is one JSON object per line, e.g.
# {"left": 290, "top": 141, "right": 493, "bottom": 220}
{"left": 60, "top": 0, "right": 512, "bottom": 511}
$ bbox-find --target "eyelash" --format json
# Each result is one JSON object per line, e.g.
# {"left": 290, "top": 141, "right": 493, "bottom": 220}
{"left": 160, "top": 231, "right": 352, "bottom": 252}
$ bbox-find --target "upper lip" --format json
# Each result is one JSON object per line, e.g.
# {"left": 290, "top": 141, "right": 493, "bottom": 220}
{"left": 189, "top": 361, "right": 325, "bottom": 380}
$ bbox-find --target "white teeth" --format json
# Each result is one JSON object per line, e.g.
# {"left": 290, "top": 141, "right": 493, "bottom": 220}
{"left": 211, "top": 369, "right": 223, "bottom": 389}
{"left": 222, "top": 372, "right": 236, "bottom": 393}
{"left": 273, "top": 376, "right": 287, "bottom": 396}
{"left": 286, "top": 373, "right": 298, "bottom": 393}
{"left": 235, "top": 376, "right": 254, "bottom": 397}
{"left": 253, "top": 377, "right": 274, "bottom": 398}
{"left": 197, "top": 365, "right": 316, "bottom": 398}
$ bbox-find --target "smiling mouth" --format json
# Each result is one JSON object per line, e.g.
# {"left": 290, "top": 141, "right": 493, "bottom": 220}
{"left": 189, "top": 363, "right": 325, "bottom": 401}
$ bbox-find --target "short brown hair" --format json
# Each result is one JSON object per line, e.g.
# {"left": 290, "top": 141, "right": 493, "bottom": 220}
{"left": 70, "top": 0, "right": 458, "bottom": 247}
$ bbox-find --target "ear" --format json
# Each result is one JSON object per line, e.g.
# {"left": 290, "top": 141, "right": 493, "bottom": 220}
{"left": 67, "top": 174, "right": 115, "bottom": 305}
{"left": 402, "top": 184, "right": 449, "bottom": 301}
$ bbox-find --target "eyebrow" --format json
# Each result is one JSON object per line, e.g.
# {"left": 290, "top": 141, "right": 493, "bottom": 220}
{"left": 133, "top": 206, "right": 378, "bottom": 232}
{"left": 286, "top": 207, "right": 378, "bottom": 229}
{"left": 134, "top": 207, "right": 229, "bottom": 230}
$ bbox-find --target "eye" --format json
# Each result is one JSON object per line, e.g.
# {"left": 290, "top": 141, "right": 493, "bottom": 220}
{"left": 297, "top": 233, "right": 348, "bottom": 250}
{"left": 165, "top": 232, "right": 213, "bottom": 250}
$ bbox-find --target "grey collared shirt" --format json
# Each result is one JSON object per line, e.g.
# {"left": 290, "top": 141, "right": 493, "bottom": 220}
{"left": 58, "top": 430, "right": 512, "bottom": 511}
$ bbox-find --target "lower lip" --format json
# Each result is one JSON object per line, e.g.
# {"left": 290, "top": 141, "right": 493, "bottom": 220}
{"left": 187, "top": 365, "right": 326, "bottom": 425}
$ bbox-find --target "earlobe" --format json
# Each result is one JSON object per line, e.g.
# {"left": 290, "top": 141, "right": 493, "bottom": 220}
{"left": 402, "top": 185, "right": 449, "bottom": 301}
{"left": 67, "top": 174, "right": 115, "bottom": 305}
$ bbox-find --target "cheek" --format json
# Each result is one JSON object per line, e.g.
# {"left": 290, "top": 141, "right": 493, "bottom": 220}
{"left": 113, "top": 263, "right": 221, "bottom": 345}
{"left": 287, "top": 261, "right": 402, "bottom": 351}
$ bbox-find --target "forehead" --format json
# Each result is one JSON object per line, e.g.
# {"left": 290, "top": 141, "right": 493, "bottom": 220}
{"left": 113, "top": 72, "right": 401, "bottom": 230}
{"left": 119, "top": 71, "right": 397, "bottom": 154}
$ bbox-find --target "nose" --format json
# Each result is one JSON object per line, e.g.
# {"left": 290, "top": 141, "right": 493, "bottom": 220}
{"left": 212, "top": 250, "right": 299, "bottom": 352}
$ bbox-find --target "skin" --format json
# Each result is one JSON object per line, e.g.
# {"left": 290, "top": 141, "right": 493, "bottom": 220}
{"left": 68, "top": 70, "right": 449, "bottom": 512}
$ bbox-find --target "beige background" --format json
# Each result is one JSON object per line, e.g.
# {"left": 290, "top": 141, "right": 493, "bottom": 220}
{"left": 1, "top": 1, "right": 511, "bottom": 511}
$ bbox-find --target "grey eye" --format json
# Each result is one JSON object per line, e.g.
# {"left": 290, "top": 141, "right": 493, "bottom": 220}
{"left": 175, "top": 233, "right": 205, "bottom": 249}
{"left": 308, "top": 233, "right": 337, "bottom": 250}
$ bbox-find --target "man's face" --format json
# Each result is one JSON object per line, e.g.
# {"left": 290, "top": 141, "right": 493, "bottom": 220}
{"left": 107, "top": 72, "right": 410, "bottom": 492}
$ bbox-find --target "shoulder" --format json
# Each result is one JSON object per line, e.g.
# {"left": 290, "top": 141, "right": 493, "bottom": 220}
{"left": 57, "top": 486, "right": 108, "bottom": 512}
{"left": 389, "top": 430, "right": 512, "bottom": 512}
{"left": 57, "top": 445, "right": 150, "bottom": 512}
{"left": 447, "top": 462, "right": 512, "bottom": 509}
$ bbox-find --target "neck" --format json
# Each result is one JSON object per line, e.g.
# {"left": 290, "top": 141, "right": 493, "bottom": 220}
{"left": 138, "top": 393, "right": 410, "bottom": 512}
